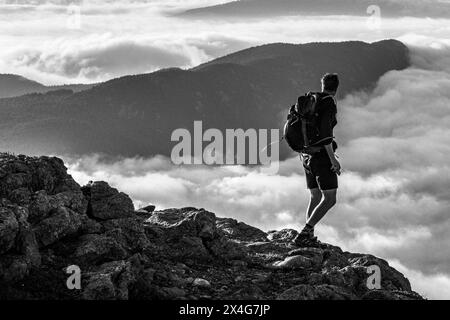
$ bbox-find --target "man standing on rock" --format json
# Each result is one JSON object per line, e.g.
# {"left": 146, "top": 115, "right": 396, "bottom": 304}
{"left": 293, "top": 73, "right": 341, "bottom": 247}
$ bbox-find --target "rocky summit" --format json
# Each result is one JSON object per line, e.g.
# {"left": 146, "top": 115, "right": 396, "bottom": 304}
{"left": 0, "top": 154, "right": 423, "bottom": 300}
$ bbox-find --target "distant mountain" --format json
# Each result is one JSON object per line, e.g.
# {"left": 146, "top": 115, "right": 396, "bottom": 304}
{"left": 0, "top": 40, "right": 409, "bottom": 159}
{"left": 0, "top": 74, "right": 46, "bottom": 99}
{"left": 0, "top": 74, "right": 94, "bottom": 99}
{"left": 180, "top": 0, "right": 450, "bottom": 19}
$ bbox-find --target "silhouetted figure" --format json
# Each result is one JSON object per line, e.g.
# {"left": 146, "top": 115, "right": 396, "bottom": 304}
{"left": 293, "top": 73, "right": 341, "bottom": 246}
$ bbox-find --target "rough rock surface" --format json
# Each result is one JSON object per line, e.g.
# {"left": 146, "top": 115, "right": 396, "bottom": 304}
{"left": 0, "top": 154, "right": 424, "bottom": 300}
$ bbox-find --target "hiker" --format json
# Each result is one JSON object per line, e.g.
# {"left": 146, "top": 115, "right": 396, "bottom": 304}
{"left": 292, "top": 73, "right": 341, "bottom": 246}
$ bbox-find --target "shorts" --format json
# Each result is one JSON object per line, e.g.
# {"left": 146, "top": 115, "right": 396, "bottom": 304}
{"left": 302, "top": 153, "right": 338, "bottom": 191}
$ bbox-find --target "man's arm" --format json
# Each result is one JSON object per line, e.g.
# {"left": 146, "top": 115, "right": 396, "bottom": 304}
{"left": 319, "top": 98, "right": 340, "bottom": 174}
{"left": 324, "top": 143, "right": 341, "bottom": 175}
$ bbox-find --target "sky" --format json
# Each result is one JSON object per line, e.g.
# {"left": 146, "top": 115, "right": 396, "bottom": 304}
{"left": 1, "top": 0, "right": 450, "bottom": 299}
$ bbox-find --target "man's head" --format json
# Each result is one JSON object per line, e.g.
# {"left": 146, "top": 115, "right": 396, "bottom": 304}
{"left": 321, "top": 73, "right": 339, "bottom": 95}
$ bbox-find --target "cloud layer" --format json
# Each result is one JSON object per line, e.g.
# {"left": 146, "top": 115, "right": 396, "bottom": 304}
{"left": 1, "top": 0, "right": 450, "bottom": 84}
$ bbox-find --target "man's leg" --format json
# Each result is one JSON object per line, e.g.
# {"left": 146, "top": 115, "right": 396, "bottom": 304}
{"left": 306, "top": 189, "right": 337, "bottom": 227}
{"left": 306, "top": 188, "right": 322, "bottom": 221}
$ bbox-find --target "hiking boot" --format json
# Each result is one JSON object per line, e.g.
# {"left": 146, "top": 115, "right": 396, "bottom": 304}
{"left": 292, "top": 234, "right": 319, "bottom": 247}
{"left": 292, "top": 225, "right": 318, "bottom": 247}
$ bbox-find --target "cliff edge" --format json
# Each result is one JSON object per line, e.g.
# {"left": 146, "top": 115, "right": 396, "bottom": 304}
{"left": 0, "top": 154, "right": 423, "bottom": 300}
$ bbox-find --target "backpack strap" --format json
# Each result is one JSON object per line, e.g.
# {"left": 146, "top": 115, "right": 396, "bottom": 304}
{"left": 301, "top": 118, "right": 310, "bottom": 147}
{"left": 321, "top": 94, "right": 337, "bottom": 105}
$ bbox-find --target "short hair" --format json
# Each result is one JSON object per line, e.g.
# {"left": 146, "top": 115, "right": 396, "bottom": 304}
{"left": 321, "top": 73, "right": 340, "bottom": 92}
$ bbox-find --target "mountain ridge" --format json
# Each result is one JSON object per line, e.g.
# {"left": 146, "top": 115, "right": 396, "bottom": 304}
{"left": 0, "top": 40, "right": 409, "bottom": 158}
{"left": 180, "top": 0, "right": 450, "bottom": 19}
{"left": 0, "top": 74, "right": 95, "bottom": 99}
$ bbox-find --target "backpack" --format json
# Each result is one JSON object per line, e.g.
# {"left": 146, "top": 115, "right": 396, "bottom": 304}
{"left": 283, "top": 92, "right": 333, "bottom": 154}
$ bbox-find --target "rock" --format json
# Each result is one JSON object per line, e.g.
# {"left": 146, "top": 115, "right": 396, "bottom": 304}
{"left": 27, "top": 191, "right": 52, "bottom": 224}
{"left": 11, "top": 206, "right": 40, "bottom": 267}
{"left": 28, "top": 190, "right": 87, "bottom": 225}
{"left": 246, "top": 241, "right": 286, "bottom": 253}
{"left": 82, "top": 181, "right": 134, "bottom": 220}
{"left": 277, "top": 284, "right": 355, "bottom": 300}
{"left": 0, "top": 154, "right": 425, "bottom": 300}
{"left": 8, "top": 187, "right": 32, "bottom": 206}
{"left": 231, "top": 260, "right": 247, "bottom": 267}
{"left": 79, "top": 215, "right": 103, "bottom": 235}
{"left": 174, "top": 236, "right": 211, "bottom": 261}
{"left": 161, "top": 287, "right": 186, "bottom": 299}
{"left": 193, "top": 278, "right": 211, "bottom": 288}
{"left": 349, "top": 254, "right": 411, "bottom": 291}
{"left": 267, "top": 229, "right": 298, "bottom": 242}
{"left": 0, "top": 155, "right": 81, "bottom": 200}
{"left": 0, "top": 201, "right": 38, "bottom": 284}
{"left": 147, "top": 208, "right": 216, "bottom": 240}
{"left": 230, "top": 285, "right": 265, "bottom": 300}
{"left": 322, "top": 248, "right": 349, "bottom": 268}
{"left": 74, "top": 234, "right": 128, "bottom": 265}
{"left": 0, "top": 205, "right": 19, "bottom": 254}
{"left": 145, "top": 208, "right": 248, "bottom": 262}
{"left": 143, "top": 268, "right": 156, "bottom": 283}
{"left": 82, "top": 260, "right": 136, "bottom": 300}
{"left": 0, "top": 254, "right": 30, "bottom": 283}
{"left": 102, "top": 217, "right": 150, "bottom": 252}
{"left": 272, "top": 255, "right": 313, "bottom": 269}
{"left": 205, "top": 235, "right": 249, "bottom": 261}
{"left": 33, "top": 207, "right": 82, "bottom": 247}
{"left": 216, "top": 217, "right": 267, "bottom": 242}
{"left": 288, "top": 247, "right": 323, "bottom": 266}
{"left": 140, "top": 205, "right": 156, "bottom": 213}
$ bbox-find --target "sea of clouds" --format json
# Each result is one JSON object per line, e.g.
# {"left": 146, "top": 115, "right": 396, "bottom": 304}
{"left": 1, "top": 0, "right": 450, "bottom": 299}
{"left": 1, "top": 0, "right": 450, "bottom": 84}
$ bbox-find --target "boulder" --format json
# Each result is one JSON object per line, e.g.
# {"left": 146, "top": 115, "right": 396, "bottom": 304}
{"left": 79, "top": 215, "right": 103, "bottom": 235}
{"left": 102, "top": 217, "right": 150, "bottom": 253}
{"left": 349, "top": 254, "right": 411, "bottom": 291}
{"left": 0, "top": 254, "right": 30, "bottom": 283}
{"left": 205, "top": 235, "right": 249, "bottom": 261}
{"left": 146, "top": 207, "right": 216, "bottom": 240}
{"left": 193, "top": 278, "right": 211, "bottom": 288}
{"left": 33, "top": 207, "right": 82, "bottom": 247}
{"left": 246, "top": 241, "right": 289, "bottom": 254}
{"left": 73, "top": 233, "right": 129, "bottom": 265}
{"left": 267, "top": 229, "right": 298, "bottom": 242}
{"left": 272, "top": 255, "right": 313, "bottom": 269}
{"left": 288, "top": 247, "right": 324, "bottom": 266}
{"left": 0, "top": 155, "right": 81, "bottom": 200}
{"left": 0, "top": 205, "right": 19, "bottom": 254}
{"left": 11, "top": 206, "right": 40, "bottom": 267}
{"left": 216, "top": 217, "right": 268, "bottom": 242}
{"left": 140, "top": 205, "right": 156, "bottom": 213}
{"left": 28, "top": 190, "right": 87, "bottom": 224}
{"left": 82, "top": 260, "right": 136, "bottom": 300}
{"left": 82, "top": 181, "right": 134, "bottom": 220}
